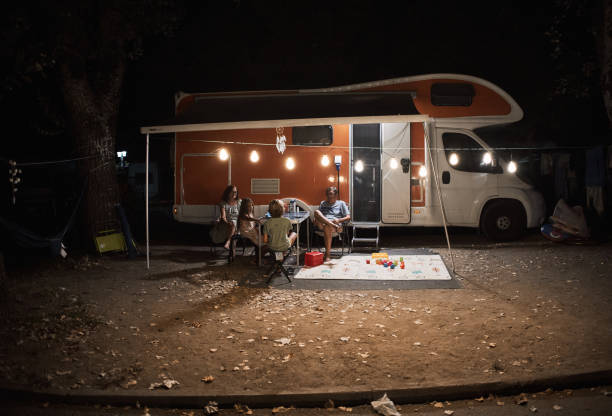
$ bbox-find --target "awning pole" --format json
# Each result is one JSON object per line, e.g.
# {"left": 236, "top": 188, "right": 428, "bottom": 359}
{"left": 424, "top": 122, "right": 455, "bottom": 272}
{"left": 146, "top": 133, "right": 150, "bottom": 270}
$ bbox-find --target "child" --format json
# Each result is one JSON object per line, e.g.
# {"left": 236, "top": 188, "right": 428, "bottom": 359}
{"left": 238, "top": 198, "right": 264, "bottom": 261}
{"left": 263, "top": 199, "right": 297, "bottom": 254}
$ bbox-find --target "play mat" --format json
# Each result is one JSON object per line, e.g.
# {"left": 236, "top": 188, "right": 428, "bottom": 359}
{"left": 293, "top": 253, "right": 452, "bottom": 281}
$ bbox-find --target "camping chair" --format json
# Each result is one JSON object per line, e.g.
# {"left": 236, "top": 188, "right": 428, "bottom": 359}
{"left": 265, "top": 248, "right": 292, "bottom": 283}
{"left": 208, "top": 205, "right": 247, "bottom": 264}
{"left": 310, "top": 210, "right": 350, "bottom": 257}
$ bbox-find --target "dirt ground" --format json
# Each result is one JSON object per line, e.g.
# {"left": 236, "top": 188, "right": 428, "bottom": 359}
{"left": 1, "top": 232, "right": 611, "bottom": 399}
{"left": 3, "top": 386, "right": 612, "bottom": 415}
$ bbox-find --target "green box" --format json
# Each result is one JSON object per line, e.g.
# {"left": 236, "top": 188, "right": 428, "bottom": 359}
{"left": 95, "top": 230, "right": 127, "bottom": 254}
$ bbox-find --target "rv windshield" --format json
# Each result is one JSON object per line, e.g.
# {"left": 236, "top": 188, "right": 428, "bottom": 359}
{"left": 473, "top": 122, "right": 535, "bottom": 184}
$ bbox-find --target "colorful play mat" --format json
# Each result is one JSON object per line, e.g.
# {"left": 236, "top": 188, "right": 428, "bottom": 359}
{"left": 293, "top": 254, "right": 452, "bottom": 281}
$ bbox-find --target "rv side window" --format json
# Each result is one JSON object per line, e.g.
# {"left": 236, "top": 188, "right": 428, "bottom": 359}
{"left": 442, "top": 132, "right": 501, "bottom": 173}
{"left": 292, "top": 125, "right": 333, "bottom": 146}
{"left": 431, "top": 83, "right": 475, "bottom": 106}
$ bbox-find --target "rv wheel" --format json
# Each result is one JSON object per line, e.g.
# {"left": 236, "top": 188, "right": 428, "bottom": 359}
{"left": 480, "top": 199, "right": 526, "bottom": 242}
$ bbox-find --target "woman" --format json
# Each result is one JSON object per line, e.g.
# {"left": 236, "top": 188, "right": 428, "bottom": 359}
{"left": 218, "top": 185, "right": 241, "bottom": 249}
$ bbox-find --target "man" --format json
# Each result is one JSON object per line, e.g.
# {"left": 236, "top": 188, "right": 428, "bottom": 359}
{"left": 314, "top": 186, "right": 350, "bottom": 262}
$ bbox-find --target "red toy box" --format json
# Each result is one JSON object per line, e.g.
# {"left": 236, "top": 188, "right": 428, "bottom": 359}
{"left": 305, "top": 251, "right": 324, "bottom": 267}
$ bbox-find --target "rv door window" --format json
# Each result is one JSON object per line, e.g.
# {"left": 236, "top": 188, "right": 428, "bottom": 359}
{"left": 442, "top": 132, "right": 502, "bottom": 174}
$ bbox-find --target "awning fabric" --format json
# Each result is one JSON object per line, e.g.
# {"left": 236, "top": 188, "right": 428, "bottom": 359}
{"left": 140, "top": 91, "right": 421, "bottom": 133}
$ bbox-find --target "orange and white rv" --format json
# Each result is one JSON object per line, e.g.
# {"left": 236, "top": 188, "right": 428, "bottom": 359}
{"left": 141, "top": 74, "right": 546, "bottom": 242}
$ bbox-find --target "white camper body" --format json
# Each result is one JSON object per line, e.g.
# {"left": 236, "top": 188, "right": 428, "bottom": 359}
{"left": 142, "top": 74, "right": 546, "bottom": 241}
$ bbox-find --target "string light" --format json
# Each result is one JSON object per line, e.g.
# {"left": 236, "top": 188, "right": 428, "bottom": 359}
{"left": 218, "top": 148, "right": 229, "bottom": 161}
{"left": 249, "top": 150, "right": 259, "bottom": 163}
{"left": 321, "top": 155, "right": 330, "bottom": 167}
{"left": 354, "top": 160, "right": 364, "bottom": 172}
{"left": 389, "top": 158, "right": 399, "bottom": 169}
{"left": 328, "top": 175, "right": 335, "bottom": 183}
{"left": 507, "top": 161, "right": 517, "bottom": 173}
{"left": 285, "top": 157, "right": 295, "bottom": 170}
{"left": 339, "top": 176, "right": 345, "bottom": 183}
{"left": 482, "top": 152, "right": 492, "bottom": 165}
{"left": 449, "top": 153, "right": 459, "bottom": 166}
{"left": 418, "top": 165, "right": 427, "bottom": 178}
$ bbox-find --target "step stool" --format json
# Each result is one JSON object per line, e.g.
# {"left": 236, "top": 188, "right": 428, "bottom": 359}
{"left": 351, "top": 223, "right": 380, "bottom": 250}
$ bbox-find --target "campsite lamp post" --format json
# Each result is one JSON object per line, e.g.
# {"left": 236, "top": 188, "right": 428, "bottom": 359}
{"left": 334, "top": 155, "right": 342, "bottom": 197}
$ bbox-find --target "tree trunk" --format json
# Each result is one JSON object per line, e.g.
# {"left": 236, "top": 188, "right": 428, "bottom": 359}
{"left": 60, "top": 60, "right": 125, "bottom": 245}
{"left": 602, "top": 0, "right": 612, "bottom": 129}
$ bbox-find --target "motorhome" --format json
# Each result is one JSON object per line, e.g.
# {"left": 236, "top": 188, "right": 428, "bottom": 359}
{"left": 141, "top": 74, "right": 546, "bottom": 243}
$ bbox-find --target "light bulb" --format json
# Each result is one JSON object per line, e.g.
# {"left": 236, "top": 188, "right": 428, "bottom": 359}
{"left": 339, "top": 176, "right": 345, "bottom": 183}
{"left": 482, "top": 152, "right": 492, "bottom": 165}
{"left": 354, "top": 160, "right": 364, "bottom": 172}
{"left": 218, "top": 148, "right": 229, "bottom": 161}
{"left": 449, "top": 153, "right": 459, "bottom": 166}
{"left": 328, "top": 176, "right": 335, "bottom": 183}
{"left": 321, "top": 155, "right": 330, "bottom": 167}
{"left": 389, "top": 158, "right": 399, "bottom": 169}
{"left": 418, "top": 165, "right": 427, "bottom": 178}
{"left": 508, "top": 161, "right": 517, "bottom": 173}
{"left": 285, "top": 157, "right": 295, "bottom": 170}
{"left": 249, "top": 150, "right": 259, "bottom": 163}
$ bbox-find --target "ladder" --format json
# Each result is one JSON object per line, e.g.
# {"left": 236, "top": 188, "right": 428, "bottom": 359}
{"left": 351, "top": 222, "right": 380, "bottom": 250}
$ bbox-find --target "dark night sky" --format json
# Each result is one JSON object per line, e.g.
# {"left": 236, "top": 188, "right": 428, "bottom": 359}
{"left": 1, "top": 1, "right": 607, "bottom": 161}
{"left": 117, "top": 0, "right": 605, "bottom": 154}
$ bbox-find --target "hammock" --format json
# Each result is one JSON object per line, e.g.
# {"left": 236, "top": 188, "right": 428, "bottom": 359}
{"left": 0, "top": 182, "right": 86, "bottom": 257}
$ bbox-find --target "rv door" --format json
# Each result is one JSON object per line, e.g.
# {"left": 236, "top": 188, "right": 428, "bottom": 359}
{"left": 381, "top": 123, "right": 411, "bottom": 223}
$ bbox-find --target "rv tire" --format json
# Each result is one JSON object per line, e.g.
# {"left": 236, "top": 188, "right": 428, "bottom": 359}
{"left": 480, "top": 199, "right": 526, "bottom": 242}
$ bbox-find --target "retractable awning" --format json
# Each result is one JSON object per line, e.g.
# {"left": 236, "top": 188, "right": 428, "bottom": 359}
{"left": 140, "top": 91, "right": 424, "bottom": 134}
{"left": 140, "top": 90, "right": 427, "bottom": 269}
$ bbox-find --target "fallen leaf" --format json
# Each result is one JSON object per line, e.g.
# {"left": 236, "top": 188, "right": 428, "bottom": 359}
{"left": 148, "top": 379, "right": 179, "bottom": 390}
{"left": 475, "top": 397, "right": 485, "bottom": 402}
{"left": 234, "top": 404, "right": 253, "bottom": 414}
{"left": 274, "top": 337, "right": 291, "bottom": 346}
{"left": 414, "top": 319, "right": 423, "bottom": 325}
{"left": 201, "top": 375, "right": 215, "bottom": 383}
{"left": 209, "top": 348, "right": 218, "bottom": 353}
{"left": 204, "top": 401, "right": 219, "bottom": 415}
{"left": 515, "top": 394, "right": 529, "bottom": 405}
{"left": 444, "top": 411, "right": 454, "bottom": 415}
{"left": 338, "top": 406, "right": 352, "bottom": 412}
{"left": 553, "top": 405, "right": 563, "bottom": 411}
{"left": 433, "top": 401, "right": 444, "bottom": 408}
{"left": 339, "top": 336, "right": 350, "bottom": 342}
{"left": 272, "top": 406, "right": 293, "bottom": 413}
{"left": 497, "top": 401, "right": 504, "bottom": 406}
{"left": 530, "top": 406, "right": 538, "bottom": 412}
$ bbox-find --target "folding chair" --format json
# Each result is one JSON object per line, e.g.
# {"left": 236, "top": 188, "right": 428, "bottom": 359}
{"left": 311, "top": 217, "right": 350, "bottom": 257}
{"left": 265, "top": 249, "right": 292, "bottom": 283}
